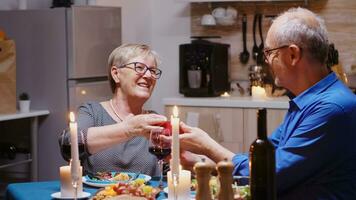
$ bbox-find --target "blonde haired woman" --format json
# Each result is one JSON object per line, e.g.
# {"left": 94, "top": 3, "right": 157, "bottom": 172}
{"left": 60, "top": 44, "right": 167, "bottom": 176}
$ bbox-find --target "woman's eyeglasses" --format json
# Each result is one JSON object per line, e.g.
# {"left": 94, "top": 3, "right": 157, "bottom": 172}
{"left": 118, "top": 62, "right": 162, "bottom": 79}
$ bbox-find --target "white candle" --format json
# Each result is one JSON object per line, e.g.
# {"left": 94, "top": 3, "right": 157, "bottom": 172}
{"left": 252, "top": 86, "right": 267, "bottom": 100}
{"left": 171, "top": 106, "right": 180, "bottom": 176}
{"left": 221, "top": 92, "right": 230, "bottom": 97}
{"left": 167, "top": 169, "right": 191, "bottom": 200}
{"left": 60, "top": 165, "right": 83, "bottom": 197}
{"left": 69, "top": 112, "right": 80, "bottom": 181}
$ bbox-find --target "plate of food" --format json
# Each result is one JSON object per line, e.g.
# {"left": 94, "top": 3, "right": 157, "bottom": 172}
{"left": 90, "top": 179, "right": 160, "bottom": 200}
{"left": 188, "top": 176, "right": 250, "bottom": 200}
{"left": 83, "top": 171, "right": 151, "bottom": 188}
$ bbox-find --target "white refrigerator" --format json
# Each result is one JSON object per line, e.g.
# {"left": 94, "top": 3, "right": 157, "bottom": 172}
{"left": 0, "top": 6, "right": 121, "bottom": 180}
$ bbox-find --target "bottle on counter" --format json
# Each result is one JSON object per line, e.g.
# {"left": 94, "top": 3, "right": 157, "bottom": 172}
{"left": 249, "top": 108, "right": 276, "bottom": 200}
{"left": 217, "top": 158, "right": 234, "bottom": 200}
{"left": 194, "top": 158, "right": 214, "bottom": 200}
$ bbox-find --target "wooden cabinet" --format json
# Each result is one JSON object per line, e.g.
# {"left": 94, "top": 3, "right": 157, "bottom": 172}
{"left": 165, "top": 106, "right": 286, "bottom": 153}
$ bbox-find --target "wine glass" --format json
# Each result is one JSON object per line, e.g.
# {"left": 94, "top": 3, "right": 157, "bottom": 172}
{"left": 148, "top": 128, "right": 172, "bottom": 188}
{"left": 58, "top": 129, "right": 85, "bottom": 163}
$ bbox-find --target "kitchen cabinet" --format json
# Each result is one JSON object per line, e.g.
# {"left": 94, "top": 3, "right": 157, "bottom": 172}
{"left": 0, "top": 110, "right": 49, "bottom": 181}
{"left": 163, "top": 96, "right": 288, "bottom": 153}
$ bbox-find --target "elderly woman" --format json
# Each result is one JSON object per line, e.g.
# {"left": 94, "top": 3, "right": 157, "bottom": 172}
{"left": 59, "top": 44, "right": 167, "bottom": 176}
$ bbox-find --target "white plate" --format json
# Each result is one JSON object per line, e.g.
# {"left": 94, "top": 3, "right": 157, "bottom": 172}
{"left": 51, "top": 191, "right": 91, "bottom": 199}
{"left": 82, "top": 174, "right": 151, "bottom": 188}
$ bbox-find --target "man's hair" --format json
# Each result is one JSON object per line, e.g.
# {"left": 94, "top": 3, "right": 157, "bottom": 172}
{"left": 107, "top": 44, "right": 161, "bottom": 93}
{"left": 273, "top": 7, "right": 329, "bottom": 64}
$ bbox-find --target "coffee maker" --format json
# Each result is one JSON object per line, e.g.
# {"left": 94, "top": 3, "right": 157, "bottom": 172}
{"left": 179, "top": 38, "right": 230, "bottom": 97}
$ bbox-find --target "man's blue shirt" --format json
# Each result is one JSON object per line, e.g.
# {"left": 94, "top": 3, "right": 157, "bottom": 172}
{"left": 232, "top": 73, "right": 356, "bottom": 199}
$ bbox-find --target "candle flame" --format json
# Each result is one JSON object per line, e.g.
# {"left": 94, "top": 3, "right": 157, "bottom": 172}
{"left": 69, "top": 112, "right": 76, "bottom": 123}
{"left": 173, "top": 106, "right": 179, "bottom": 118}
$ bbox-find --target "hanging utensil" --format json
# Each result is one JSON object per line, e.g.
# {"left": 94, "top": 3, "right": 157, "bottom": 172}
{"left": 252, "top": 14, "right": 259, "bottom": 60}
{"left": 240, "top": 14, "right": 250, "bottom": 64}
{"left": 257, "top": 14, "right": 264, "bottom": 64}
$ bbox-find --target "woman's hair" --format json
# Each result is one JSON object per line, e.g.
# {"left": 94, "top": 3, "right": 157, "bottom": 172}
{"left": 107, "top": 44, "right": 161, "bottom": 93}
{"left": 272, "top": 7, "right": 329, "bottom": 64}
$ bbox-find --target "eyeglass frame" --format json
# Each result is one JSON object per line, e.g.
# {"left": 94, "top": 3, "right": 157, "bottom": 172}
{"left": 117, "top": 62, "right": 162, "bottom": 79}
{"left": 263, "top": 45, "right": 290, "bottom": 63}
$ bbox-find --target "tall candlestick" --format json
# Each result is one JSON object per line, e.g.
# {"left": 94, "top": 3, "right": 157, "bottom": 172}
{"left": 69, "top": 112, "right": 80, "bottom": 181}
{"left": 171, "top": 106, "right": 180, "bottom": 176}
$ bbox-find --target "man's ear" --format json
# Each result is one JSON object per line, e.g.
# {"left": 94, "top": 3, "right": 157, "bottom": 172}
{"left": 289, "top": 44, "right": 302, "bottom": 66}
{"left": 111, "top": 66, "right": 120, "bottom": 83}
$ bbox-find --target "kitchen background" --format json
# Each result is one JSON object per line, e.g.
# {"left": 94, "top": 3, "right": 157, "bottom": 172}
{"left": 0, "top": 0, "right": 355, "bottom": 196}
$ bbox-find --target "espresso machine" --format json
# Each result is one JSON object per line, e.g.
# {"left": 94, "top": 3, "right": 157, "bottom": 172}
{"left": 179, "top": 38, "right": 230, "bottom": 97}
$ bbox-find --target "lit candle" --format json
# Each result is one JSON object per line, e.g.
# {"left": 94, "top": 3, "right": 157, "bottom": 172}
{"left": 167, "top": 167, "right": 191, "bottom": 200}
{"left": 252, "top": 86, "right": 267, "bottom": 100}
{"left": 60, "top": 165, "right": 83, "bottom": 197}
{"left": 69, "top": 112, "right": 80, "bottom": 182}
{"left": 171, "top": 106, "right": 180, "bottom": 176}
{"left": 221, "top": 91, "right": 230, "bottom": 98}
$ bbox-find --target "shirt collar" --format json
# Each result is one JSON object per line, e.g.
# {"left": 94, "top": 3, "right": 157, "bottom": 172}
{"left": 290, "top": 72, "right": 338, "bottom": 110}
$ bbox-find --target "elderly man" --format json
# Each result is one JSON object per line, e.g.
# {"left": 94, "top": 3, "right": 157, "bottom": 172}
{"left": 174, "top": 7, "right": 356, "bottom": 199}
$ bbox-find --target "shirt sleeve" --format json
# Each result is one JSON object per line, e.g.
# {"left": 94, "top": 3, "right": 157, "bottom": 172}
{"left": 232, "top": 120, "right": 283, "bottom": 176}
{"left": 232, "top": 153, "right": 249, "bottom": 176}
{"left": 269, "top": 123, "right": 283, "bottom": 149}
{"left": 275, "top": 102, "right": 350, "bottom": 194}
{"left": 76, "top": 103, "right": 97, "bottom": 159}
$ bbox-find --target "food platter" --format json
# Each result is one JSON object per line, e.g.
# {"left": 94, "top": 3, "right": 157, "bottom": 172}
{"left": 83, "top": 172, "right": 151, "bottom": 188}
{"left": 90, "top": 179, "right": 160, "bottom": 200}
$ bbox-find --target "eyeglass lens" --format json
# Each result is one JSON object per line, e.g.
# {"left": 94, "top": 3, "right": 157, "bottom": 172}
{"left": 133, "top": 62, "right": 162, "bottom": 79}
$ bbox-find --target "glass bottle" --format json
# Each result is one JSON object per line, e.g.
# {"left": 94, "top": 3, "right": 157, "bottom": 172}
{"left": 249, "top": 108, "right": 276, "bottom": 200}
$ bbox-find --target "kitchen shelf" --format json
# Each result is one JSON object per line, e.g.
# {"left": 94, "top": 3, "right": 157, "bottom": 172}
{"left": 0, "top": 110, "right": 49, "bottom": 181}
{"left": 0, "top": 154, "right": 32, "bottom": 170}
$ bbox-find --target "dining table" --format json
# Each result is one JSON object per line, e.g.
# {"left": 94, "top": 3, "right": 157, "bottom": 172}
{"left": 5, "top": 177, "right": 168, "bottom": 200}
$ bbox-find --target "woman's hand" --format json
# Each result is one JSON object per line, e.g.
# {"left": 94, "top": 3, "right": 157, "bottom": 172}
{"left": 122, "top": 114, "right": 167, "bottom": 138}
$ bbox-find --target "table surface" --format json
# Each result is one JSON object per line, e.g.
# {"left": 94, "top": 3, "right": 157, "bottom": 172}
{"left": 5, "top": 178, "right": 168, "bottom": 200}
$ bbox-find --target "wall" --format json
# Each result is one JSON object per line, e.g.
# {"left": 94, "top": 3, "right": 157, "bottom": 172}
{"left": 0, "top": 0, "right": 190, "bottom": 180}
{"left": 191, "top": 0, "right": 356, "bottom": 86}
{"left": 96, "top": 0, "right": 191, "bottom": 114}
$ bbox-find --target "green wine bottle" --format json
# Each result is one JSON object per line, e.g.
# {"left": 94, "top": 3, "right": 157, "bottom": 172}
{"left": 249, "top": 108, "right": 276, "bottom": 200}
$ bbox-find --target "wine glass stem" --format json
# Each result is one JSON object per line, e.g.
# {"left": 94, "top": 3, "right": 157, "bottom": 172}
{"left": 72, "top": 180, "right": 78, "bottom": 200}
{"left": 158, "top": 159, "right": 163, "bottom": 188}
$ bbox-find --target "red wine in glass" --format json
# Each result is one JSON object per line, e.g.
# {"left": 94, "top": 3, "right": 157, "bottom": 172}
{"left": 60, "top": 143, "right": 85, "bottom": 162}
{"left": 149, "top": 146, "right": 171, "bottom": 160}
{"left": 149, "top": 128, "right": 171, "bottom": 188}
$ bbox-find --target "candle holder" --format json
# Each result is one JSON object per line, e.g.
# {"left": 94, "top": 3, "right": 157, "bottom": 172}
{"left": 54, "top": 165, "right": 88, "bottom": 199}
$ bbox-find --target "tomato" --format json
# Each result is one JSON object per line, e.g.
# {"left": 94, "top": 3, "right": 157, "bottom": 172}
{"left": 128, "top": 185, "right": 137, "bottom": 194}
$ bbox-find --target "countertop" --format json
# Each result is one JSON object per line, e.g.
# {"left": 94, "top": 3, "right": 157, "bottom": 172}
{"left": 0, "top": 110, "right": 50, "bottom": 121}
{"left": 162, "top": 96, "right": 290, "bottom": 109}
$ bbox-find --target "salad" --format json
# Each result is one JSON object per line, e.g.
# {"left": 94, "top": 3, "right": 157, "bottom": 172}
{"left": 91, "top": 178, "right": 159, "bottom": 200}
{"left": 88, "top": 172, "right": 131, "bottom": 182}
{"left": 191, "top": 176, "right": 250, "bottom": 200}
